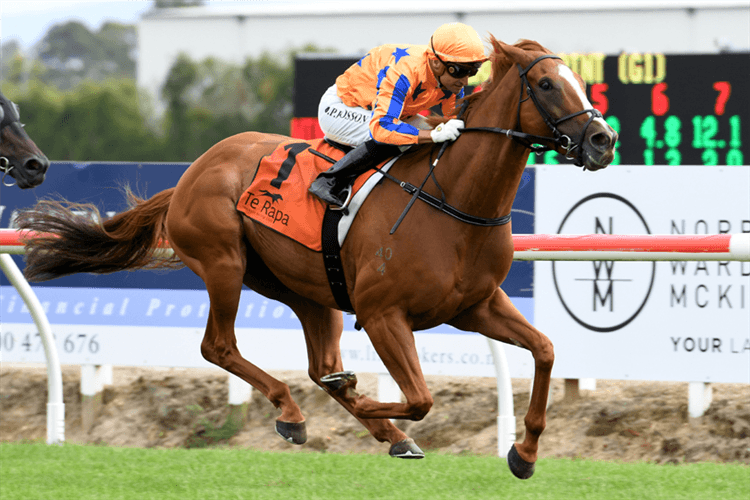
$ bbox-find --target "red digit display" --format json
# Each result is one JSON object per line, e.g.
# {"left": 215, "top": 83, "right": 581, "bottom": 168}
{"left": 590, "top": 83, "right": 609, "bottom": 115}
{"left": 651, "top": 83, "right": 669, "bottom": 116}
{"left": 712, "top": 81, "right": 731, "bottom": 116}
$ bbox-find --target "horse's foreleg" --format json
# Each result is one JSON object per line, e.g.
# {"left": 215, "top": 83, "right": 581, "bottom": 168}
{"left": 450, "top": 288, "right": 554, "bottom": 479}
{"left": 290, "top": 298, "right": 411, "bottom": 451}
{"left": 348, "top": 312, "right": 434, "bottom": 422}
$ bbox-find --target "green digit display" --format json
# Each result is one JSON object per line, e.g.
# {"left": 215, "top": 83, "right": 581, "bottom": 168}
{"left": 729, "top": 116, "right": 742, "bottom": 148}
{"left": 543, "top": 150, "right": 559, "bottom": 165}
{"left": 664, "top": 116, "right": 682, "bottom": 148}
{"left": 726, "top": 149, "right": 743, "bottom": 165}
{"left": 639, "top": 116, "right": 656, "bottom": 148}
{"left": 701, "top": 149, "right": 719, "bottom": 166}
{"left": 692, "top": 116, "right": 703, "bottom": 148}
{"left": 692, "top": 115, "right": 718, "bottom": 149}
{"left": 643, "top": 149, "right": 654, "bottom": 165}
{"left": 665, "top": 149, "right": 682, "bottom": 165}
{"left": 605, "top": 115, "right": 621, "bottom": 165}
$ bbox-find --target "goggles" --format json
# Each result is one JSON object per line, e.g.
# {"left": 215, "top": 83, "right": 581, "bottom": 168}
{"left": 430, "top": 37, "right": 483, "bottom": 79}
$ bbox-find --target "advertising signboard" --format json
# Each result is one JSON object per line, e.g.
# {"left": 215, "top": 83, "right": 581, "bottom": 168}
{"left": 534, "top": 165, "right": 750, "bottom": 383}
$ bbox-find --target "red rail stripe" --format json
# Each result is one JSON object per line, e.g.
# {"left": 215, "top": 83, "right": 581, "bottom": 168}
{"left": 512, "top": 234, "right": 732, "bottom": 253}
{"left": 0, "top": 229, "right": 41, "bottom": 246}
{"left": 0, "top": 228, "right": 734, "bottom": 253}
{"left": 0, "top": 229, "right": 171, "bottom": 248}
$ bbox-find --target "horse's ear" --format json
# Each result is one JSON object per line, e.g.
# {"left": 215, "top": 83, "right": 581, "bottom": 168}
{"left": 496, "top": 40, "right": 533, "bottom": 66}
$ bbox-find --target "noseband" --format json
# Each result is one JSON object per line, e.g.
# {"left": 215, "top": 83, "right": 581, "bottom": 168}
{"left": 463, "top": 54, "right": 602, "bottom": 167}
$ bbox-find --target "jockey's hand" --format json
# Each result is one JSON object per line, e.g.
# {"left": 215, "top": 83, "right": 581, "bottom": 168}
{"left": 430, "top": 119, "right": 464, "bottom": 143}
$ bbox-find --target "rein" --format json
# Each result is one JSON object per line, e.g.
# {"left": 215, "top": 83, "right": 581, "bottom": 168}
{"left": 386, "top": 102, "right": 514, "bottom": 234}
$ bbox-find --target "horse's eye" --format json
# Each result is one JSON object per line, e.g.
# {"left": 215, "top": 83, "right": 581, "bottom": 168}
{"left": 539, "top": 79, "right": 553, "bottom": 90}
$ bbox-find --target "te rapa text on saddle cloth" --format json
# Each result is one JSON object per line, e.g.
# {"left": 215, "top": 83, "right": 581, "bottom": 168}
{"left": 236, "top": 138, "right": 379, "bottom": 251}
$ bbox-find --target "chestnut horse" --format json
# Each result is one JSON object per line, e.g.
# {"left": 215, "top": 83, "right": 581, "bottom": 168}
{"left": 0, "top": 90, "right": 50, "bottom": 188}
{"left": 17, "top": 38, "right": 617, "bottom": 478}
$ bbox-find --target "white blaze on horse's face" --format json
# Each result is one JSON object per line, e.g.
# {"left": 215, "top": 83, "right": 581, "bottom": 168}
{"left": 556, "top": 65, "right": 609, "bottom": 129}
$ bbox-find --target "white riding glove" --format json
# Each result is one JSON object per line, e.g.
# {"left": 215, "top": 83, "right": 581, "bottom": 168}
{"left": 430, "top": 119, "right": 464, "bottom": 143}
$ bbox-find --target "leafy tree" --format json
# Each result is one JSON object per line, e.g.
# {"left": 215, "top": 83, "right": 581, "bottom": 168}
{"left": 2, "top": 48, "right": 48, "bottom": 85}
{"left": 3, "top": 79, "right": 165, "bottom": 162}
{"left": 3, "top": 30, "right": 332, "bottom": 162}
{"left": 157, "top": 46, "right": 331, "bottom": 160}
{"left": 10, "top": 21, "right": 138, "bottom": 90}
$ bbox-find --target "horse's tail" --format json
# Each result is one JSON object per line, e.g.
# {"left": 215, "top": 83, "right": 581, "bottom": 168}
{"left": 16, "top": 186, "right": 183, "bottom": 282}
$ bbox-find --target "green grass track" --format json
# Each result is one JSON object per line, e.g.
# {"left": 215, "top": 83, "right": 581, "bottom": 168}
{"left": 1, "top": 442, "right": 747, "bottom": 500}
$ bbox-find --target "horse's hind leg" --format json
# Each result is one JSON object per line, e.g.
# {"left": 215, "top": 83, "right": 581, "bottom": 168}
{"left": 168, "top": 215, "right": 306, "bottom": 444}
{"left": 450, "top": 287, "right": 554, "bottom": 479}
{"left": 202, "top": 268, "right": 307, "bottom": 442}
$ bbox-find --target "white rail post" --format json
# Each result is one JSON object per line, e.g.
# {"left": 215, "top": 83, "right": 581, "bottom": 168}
{"left": 0, "top": 254, "right": 65, "bottom": 444}
{"left": 226, "top": 373, "right": 252, "bottom": 428}
{"left": 688, "top": 381, "right": 713, "bottom": 420}
{"left": 487, "top": 339, "right": 515, "bottom": 459}
{"left": 378, "top": 372, "right": 402, "bottom": 403}
{"left": 81, "top": 364, "right": 111, "bottom": 432}
{"left": 378, "top": 373, "right": 402, "bottom": 423}
{"left": 580, "top": 378, "right": 597, "bottom": 391}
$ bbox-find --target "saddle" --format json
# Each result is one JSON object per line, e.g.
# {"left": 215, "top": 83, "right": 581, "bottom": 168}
{"left": 237, "top": 138, "right": 398, "bottom": 312}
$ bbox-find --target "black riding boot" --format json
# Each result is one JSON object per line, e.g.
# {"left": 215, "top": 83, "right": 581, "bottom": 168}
{"left": 309, "top": 140, "right": 400, "bottom": 207}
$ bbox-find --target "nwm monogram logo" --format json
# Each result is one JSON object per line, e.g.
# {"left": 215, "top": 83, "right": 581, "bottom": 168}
{"left": 575, "top": 217, "right": 632, "bottom": 312}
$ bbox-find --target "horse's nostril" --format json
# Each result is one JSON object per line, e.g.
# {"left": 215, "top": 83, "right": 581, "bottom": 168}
{"left": 588, "top": 129, "right": 618, "bottom": 152}
{"left": 24, "top": 156, "right": 50, "bottom": 172}
{"left": 589, "top": 132, "right": 610, "bottom": 151}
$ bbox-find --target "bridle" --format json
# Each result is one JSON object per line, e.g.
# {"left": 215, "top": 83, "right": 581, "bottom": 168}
{"left": 462, "top": 54, "right": 602, "bottom": 167}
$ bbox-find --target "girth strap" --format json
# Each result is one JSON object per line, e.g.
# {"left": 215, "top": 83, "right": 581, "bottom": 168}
{"left": 321, "top": 208, "right": 354, "bottom": 313}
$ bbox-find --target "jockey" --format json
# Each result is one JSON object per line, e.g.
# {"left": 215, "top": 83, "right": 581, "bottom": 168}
{"left": 309, "top": 22, "right": 488, "bottom": 208}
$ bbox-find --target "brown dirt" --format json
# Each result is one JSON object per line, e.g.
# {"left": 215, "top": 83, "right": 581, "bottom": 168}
{"left": 1, "top": 364, "right": 749, "bottom": 464}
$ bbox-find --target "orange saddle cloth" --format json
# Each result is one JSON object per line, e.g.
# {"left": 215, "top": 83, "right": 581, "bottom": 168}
{"left": 237, "top": 138, "right": 378, "bottom": 251}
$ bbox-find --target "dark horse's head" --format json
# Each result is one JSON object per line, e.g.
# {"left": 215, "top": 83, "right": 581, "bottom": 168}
{"left": 471, "top": 38, "right": 618, "bottom": 171}
{"left": 1, "top": 90, "right": 50, "bottom": 188}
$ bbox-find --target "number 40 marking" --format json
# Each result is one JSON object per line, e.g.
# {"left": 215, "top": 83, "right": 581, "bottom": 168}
{"left": 375, "top": 247, "right": 392, "bottom": 275}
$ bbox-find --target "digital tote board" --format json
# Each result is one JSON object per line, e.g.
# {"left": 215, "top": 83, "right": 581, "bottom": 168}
{"left": 293, "top": 52, "right": 748, "bottom": 166}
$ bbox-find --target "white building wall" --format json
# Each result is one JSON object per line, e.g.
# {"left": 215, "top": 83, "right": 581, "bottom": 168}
{"left": 137, "top": 1, "right": 750, "bottom": 101}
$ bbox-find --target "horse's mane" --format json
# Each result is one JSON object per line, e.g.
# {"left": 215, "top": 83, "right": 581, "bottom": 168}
{"left": 426, "top": 37, "right": 552, "bottom": 127}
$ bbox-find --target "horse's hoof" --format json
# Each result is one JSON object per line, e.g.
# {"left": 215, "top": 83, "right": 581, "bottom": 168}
{"left": 275, "top": 420, "right": 307, "bottom": 445}
{"left": 320, "top": 371, "right": 357, "bottom": 392}
{"left": 389, "top": 438, "right": 425, "bottom": 459}
{"left": 507, "top": 444, "right": 535, "bottom": 479}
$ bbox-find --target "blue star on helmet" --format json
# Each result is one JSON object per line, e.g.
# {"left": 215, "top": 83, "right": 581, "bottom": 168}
{"left": 391, "top": 47, "right": 409, "bottom": 64}
{"left": 357, "top": 53, "right": 370, "bottom": 67}
{"left": 376, "top": 66, "right": 390, "bottom": 89}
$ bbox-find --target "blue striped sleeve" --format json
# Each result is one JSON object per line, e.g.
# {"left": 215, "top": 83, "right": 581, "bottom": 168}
{"left": 377, "top": 74, "right": 419, "bottom": 136}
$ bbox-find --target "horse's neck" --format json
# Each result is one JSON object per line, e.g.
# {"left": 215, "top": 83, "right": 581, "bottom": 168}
{"left": 441, "top": 95, "right": 530, "bottom": 220}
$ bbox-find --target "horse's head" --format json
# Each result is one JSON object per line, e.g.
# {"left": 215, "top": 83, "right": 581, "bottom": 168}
{"left": 493, "top": 39, "right": 618, "bottom": 171}
{"left": 1, "top": 91, "right": 50, "bottom": 188}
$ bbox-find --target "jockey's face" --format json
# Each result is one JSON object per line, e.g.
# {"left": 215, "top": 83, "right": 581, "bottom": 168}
{"left": 428, "top": 58, "right": 469, "bottom": 95}
{"left": 440, "top": 71, "right": 470, "bottom": 95}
